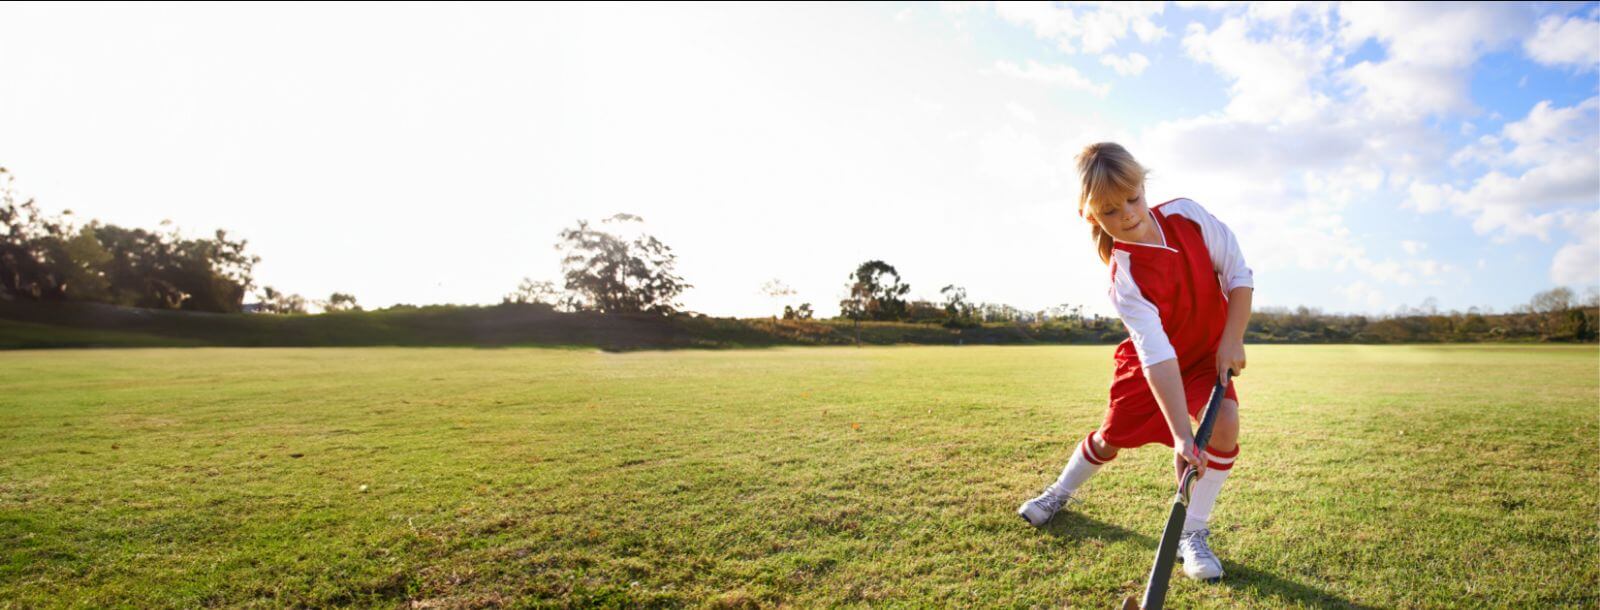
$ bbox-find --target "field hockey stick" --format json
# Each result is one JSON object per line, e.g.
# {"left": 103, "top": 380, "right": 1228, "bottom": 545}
{"left": 1120, "top": 368, "right": 1235, "bottom": 610}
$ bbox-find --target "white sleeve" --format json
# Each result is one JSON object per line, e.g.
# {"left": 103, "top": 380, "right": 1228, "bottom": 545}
{"left": 1165, "top": 198, "right": 1254, "bottom": 292}
{"left": 1109, "top": 250, "right": 1177, "bottom": 368}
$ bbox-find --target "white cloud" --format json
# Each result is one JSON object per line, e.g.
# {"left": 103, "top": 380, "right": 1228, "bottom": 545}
{"left": 993, "top": 1, "right": 1080, "bottom": 51}
{"left": 1100, "top": 51, "right": 1151, "bottom": 76}
{"left": 1337, "top": 3, "right": 1534, "bottom": 120}
{"left": 993, "top": 60, "right": 1111, "bottom": 97}
{"left": 1005, "top": 101, "right": 1038, "bottom": 124}
{"left": 1401, "top": 240, "right": 1426, "bottom": 255}
{"left": 1244, "top": 1, "right": 1336, "bottom": 30}
{"left": 1412, "top": 259, "right": 1453, "bottom": 277}
{"left": 1341, "top": 281, "right": 1385, "bottom": 308}
{"left": 1525, "top": 14, "right": 1600, "bottom": 70}
{"left": 976, "top": 124, "right": 1058, "bottom": 190}
{"left": 1358, "top": 258, "right": 1416, "bottom": 286}
{"left": 993, "top": 1, "right": 1165, "bottom": 54}
{"left": 1081, "top": 2, "right": 1169, "bottom": 51}
{"left": 1405, "top": 96, "right": 1599, "bottom": 241}
{"left": 1503, "top": 97, "right": 1600, "bottom": 167}
{"left": 1552, "top": 210, "right": 1600, "bottom": 287}
{"left": 1182, "top": 17, "right": 1334, "bottom": 123}
{"left": 1341, "top": 60, "right": 1472, "bottom": 120}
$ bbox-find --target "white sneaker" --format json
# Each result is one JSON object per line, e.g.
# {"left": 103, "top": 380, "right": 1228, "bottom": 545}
{"left": 1017, "top": 492, "right": 1073, "bottom": 527}
{"left": 1178, "top": 528, "right": 1224, "bottom": 581}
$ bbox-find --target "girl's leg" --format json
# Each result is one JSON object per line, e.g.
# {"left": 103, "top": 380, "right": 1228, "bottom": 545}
{"left": 1044, "top": 430, "right": 1118, "bottom": 498}
{"left": 1020, "top": 430, "right": 1119, "bottom": 526}
{"left": 1179, "top": 398, "right": 1240, "bottom": 579}
{"left": 1185, "top": 398, "right": 1239, "bottom": 532}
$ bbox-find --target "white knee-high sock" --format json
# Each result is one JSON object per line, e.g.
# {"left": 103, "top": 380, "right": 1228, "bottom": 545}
{"left": 1045, "top": 431, "right": 1115, "bottom": 497}
{"left": 1184, "top": 444, "right": 1239, "bottom": 532}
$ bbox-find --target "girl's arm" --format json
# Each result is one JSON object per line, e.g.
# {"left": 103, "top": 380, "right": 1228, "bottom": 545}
{"left": 1145, "top": 359, "right": 1206, "bottom": 480}
{"left": 1217, "top": 287, "right": 1252, "bottom": 380}
{"left": 1108, "top": 251, "right": 1204, "bottom": 478}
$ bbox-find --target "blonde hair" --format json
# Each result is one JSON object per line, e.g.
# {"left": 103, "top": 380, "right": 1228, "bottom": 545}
{"left": 1076, "top": 142, "right": 1148, "bottom": 265}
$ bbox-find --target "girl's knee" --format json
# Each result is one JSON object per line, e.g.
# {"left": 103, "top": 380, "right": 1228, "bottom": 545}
{"left": 1090, "top": 431, "right": 1121, "bottom": 458}
{"left": 1208, "top": 399, "right": 1241, "bottom": 451}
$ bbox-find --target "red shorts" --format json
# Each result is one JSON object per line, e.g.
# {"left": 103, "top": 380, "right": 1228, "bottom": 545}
{"left": 1099, "top": 353, "right": 1239, "bottom": 449}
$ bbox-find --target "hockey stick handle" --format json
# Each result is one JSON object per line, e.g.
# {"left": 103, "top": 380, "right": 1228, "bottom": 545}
{"left": 1179, "top": 369, "right": 1234, "bottom": 501}
{"left": 1191, "top": 368, "right": 1235, "bottom": 453}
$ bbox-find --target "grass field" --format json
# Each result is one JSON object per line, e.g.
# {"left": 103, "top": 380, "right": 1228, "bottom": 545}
{"left": 1, "top": 345, "right": 1595, "bottom": 608}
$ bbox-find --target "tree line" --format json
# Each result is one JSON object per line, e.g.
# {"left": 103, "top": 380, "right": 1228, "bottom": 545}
{"left": 2, "top": 168, "right": 1594, "bottom": 343}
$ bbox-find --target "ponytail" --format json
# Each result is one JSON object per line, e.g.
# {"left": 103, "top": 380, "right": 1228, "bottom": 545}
{"left": 1075, "top": 142, "right": 1148, "bottom": 265}
{"left": 1089, "top": 223, "right": 1115, "bottom": 265}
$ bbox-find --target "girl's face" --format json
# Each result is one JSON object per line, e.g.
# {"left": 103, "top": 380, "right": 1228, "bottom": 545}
{"left": 1090, "top": 186, "right": 1154, "bottom": 243}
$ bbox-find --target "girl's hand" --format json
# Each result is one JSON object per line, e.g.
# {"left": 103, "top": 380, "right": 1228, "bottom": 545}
{"left": 1216, "top": 340, "right": 1246, "bottom": 383}
{"left": 1174, "top": 435, "right": 1206, "bottom": 482}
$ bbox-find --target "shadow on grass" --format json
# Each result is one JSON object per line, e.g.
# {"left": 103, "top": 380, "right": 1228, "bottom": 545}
{"left": 1039, "top": 512, "right": 1378, "bottom": 610}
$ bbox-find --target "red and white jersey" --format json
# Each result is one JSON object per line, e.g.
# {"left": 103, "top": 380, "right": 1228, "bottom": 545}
{"left": 1107, "top": 198, "right": 1252, "bottom": 372}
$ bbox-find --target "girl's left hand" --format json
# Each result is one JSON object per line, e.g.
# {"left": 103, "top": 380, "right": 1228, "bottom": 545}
{"left": 1216, "top": 341, "right": 1246, "bottom": 382}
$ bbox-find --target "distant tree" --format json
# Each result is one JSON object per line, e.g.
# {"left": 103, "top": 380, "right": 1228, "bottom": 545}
{"left": 92, "top": 223, "right": 258, "bottom": 312}
{"left": 844, "top": 260, "right": 910, "bottom": 321}
{"left": 761, "top": 278, "right": 797, "bottom": 319}
{"left": 503, "top": 278, "right": 563, "bottom": 308}
{"left": 839, "top": 291, "right": 866, "bottom": 346}
{"left": 940, "top": 284, "right": 977, "bottom": 321}
{"left": 979, "top": 302, "right": 1028, "bottom": 323}
{"left": 557, "top": 214, "right": 689, "bottom": 315}
{"left": 934, "top": 285, "right": 977, "bottom": 342}
{"left": 1, "top": 169, "right": 256, "bottom": 312}
{"left": 904, "top": 299, "right": 946, "bottom": 322}
{"left": 320, "top": 292, "right": 361, "bottom": 313}
{"left": 783, "top": 303, "right": 814, "bottom": 320}
{"left": 256, "top": 286, "right": 308, "bottom": 314}
{"left": 1044, "top": 303, "right": 1085, "bottom": 326}
{"left": 1528, "top": 287, "right": 1579, "bottom": 339}
{"left": 1530, "top": 287, "right": 1575, "bottom": 313}
{"left": 0, "top": 168, "right": 72, "bottom": 300}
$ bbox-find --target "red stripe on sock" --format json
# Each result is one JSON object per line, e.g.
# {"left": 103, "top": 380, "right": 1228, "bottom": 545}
{"left": 1079, "top": 440, "right": 1106, "bottom": 465}
{"left": 1206, "top": 444, "right": 1238, "bottom": 471}
{"left": 1084, "top": 431, "right": 1115, "bottom": 463}
{"left": 1206, "top": 443, "right": 1240, "bottom": 459}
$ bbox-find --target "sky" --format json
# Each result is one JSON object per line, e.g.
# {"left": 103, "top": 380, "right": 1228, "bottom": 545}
{"left": 1, "top": 2, "right": 1596, "bottom": 318}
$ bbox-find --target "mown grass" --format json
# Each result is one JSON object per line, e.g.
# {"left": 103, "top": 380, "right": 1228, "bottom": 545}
{"left": 1, "top": 345, "right": 1595, "bottom": 608}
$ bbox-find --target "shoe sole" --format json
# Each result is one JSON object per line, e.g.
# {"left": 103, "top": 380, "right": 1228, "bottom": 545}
{"left": 1018, "top": 511, "right": 1050, "bottom": 527}
{"left": 1176, "top": 556, "right": 1224, "bottom": 582}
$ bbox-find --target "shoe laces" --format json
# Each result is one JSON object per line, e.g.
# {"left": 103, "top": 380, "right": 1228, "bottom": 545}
{"left": 1040, "top": 492, "right": 1073, "bottom": 513}
{"left": 1182, "top": 528, "right": 1215, "bottom": 562}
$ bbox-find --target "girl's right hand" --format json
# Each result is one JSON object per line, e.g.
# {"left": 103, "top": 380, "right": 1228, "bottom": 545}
{"left": 1174, "top": 436, "right": 1206, "bottom": 482}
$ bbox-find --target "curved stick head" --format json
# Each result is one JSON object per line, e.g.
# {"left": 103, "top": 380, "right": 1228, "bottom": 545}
{"left": 1178, "top": 467, "right": 1199, "bottom": 506}
{"left": 1120, "top": 596, "right": 1142, "bottom": 610}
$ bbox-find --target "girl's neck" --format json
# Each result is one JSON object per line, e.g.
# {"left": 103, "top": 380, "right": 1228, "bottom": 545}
{"left": 1124, "top": 211, "right": 1163, "bottom": 246}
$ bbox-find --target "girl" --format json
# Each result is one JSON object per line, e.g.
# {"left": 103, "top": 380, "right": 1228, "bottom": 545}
{"left": 1017, "top": 142, "right": 1253, "bottom": 581}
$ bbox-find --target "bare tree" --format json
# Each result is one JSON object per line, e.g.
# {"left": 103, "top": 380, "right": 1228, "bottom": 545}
{"left": 760, "top": 278, "right": 797, "bottom": 319}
